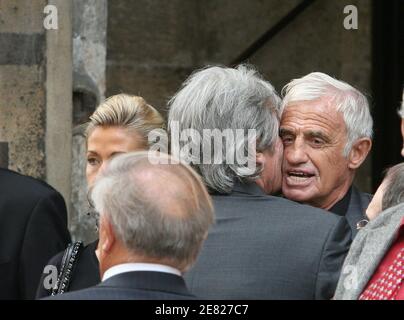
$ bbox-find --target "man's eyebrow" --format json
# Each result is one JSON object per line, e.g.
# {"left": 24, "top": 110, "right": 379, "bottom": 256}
{"left": 305, "top": 131, "right": 330, "bottom": 142}
{"left": 279, "top": 128, "right": 295, "bottom": 136}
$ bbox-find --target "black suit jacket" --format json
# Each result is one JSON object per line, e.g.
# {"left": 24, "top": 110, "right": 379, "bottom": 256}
{"left": 345, "top": 186, "right": 372, "bottom": 238}
{"left": 45, "top": 271, "right": 195, "bottom": 300}
{"left": 185, "top": 182, "right": 352, "bottom": 300}
{"left": 0, "top": 168, "right": 71, "bottom": 299}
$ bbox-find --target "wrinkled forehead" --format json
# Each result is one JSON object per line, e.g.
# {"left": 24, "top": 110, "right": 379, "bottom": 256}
{"left": 280, "top": 98, "right": 346, "bottom": 134}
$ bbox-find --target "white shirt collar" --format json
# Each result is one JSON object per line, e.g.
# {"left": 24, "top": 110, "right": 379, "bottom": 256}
{"left": 102, "top": 263, "right": 182, "bottom": 282}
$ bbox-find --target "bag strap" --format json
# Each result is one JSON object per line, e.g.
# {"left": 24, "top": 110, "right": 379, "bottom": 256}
{"left": 51, "top": 241, "right": 83, "bottom": 295}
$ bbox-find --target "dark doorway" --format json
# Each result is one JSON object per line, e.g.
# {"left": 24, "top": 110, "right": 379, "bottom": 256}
{"left": 371, "top": 0, "right": 404, "bottom": 191}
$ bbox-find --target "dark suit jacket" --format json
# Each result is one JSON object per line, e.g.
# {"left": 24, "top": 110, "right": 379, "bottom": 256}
{"left": 345, "top": 186, "right": 372, "bottom": 238}
{"left": 0, "top": 168, "right": 71, "bottom": 300}
{"left": 45, "top": 271, "right": 195, "bottom": 300}
{"left": 185, "top": 182, "right": 352, "bottom": 300}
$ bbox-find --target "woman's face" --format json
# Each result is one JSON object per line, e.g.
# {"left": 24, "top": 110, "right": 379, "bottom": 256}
{"left": 86, "top": 126, "right": 145, "bottom": 186}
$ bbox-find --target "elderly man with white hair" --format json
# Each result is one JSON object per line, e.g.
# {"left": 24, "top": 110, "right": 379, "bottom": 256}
{"left": 168, "top": 65, "right": 351, "bottom": 300}
{"left": 280, "top": 72, "right": 373, "bottom": 237}
{"left": 47, "top": 151, "right": 214, "bottom": 300}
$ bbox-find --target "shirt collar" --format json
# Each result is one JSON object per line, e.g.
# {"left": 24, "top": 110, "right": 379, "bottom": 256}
{"left": 102, "top": 263, "right": 181, "bottom": 282}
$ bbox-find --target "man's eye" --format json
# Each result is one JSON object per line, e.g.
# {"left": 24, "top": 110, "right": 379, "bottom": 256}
{"left": 87, "top": 158, "right": 100, "bottom": 166}
{"left": 312, "top": 139, "right": 324, "bottom": 146}
{"left": 281, "top": 136, "right": 293, "bottom": 144}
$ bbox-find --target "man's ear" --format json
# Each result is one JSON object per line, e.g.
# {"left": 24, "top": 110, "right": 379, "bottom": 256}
{"left": 256, "top": 151, "right": 266, "bottom": 167}
{"left": 99, "top": 215, "right": 115, "bottom": 254}
{"left": 348, "top": 138, "right": 372, "bottom": 169}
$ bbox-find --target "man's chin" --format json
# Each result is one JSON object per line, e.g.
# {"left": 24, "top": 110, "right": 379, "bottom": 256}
{"left": 282, "top": 187, "right": 314, "bottom": 204}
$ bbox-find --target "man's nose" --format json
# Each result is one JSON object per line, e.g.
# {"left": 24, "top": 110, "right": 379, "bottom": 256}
{"left": 284, "top": 139, "right": 309, "bottom": 165}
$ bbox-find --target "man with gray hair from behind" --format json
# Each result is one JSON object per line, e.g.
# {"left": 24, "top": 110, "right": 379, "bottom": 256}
{"left": 168, "top": 65, "right": 351, "bottom": 300}
{"left": 280, "top": 72, "right": 373, "bottom": 238}
{"left": 47, "top": 151, "right": 214, "bottom": 300}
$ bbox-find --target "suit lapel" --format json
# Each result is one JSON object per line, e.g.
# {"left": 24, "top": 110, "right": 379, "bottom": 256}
{"left": 346, "top": 186, "right": 372, "bottom": 237}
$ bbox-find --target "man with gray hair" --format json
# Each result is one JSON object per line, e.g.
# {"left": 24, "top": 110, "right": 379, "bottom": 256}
{"left": 168, "top": 65, "right": 351, "bottom": 299}
{"left": 280, "top": 72, "right": 373, "bottom": 237}
{"left": 47, "top": 151, "right": 214, "bottom": 300}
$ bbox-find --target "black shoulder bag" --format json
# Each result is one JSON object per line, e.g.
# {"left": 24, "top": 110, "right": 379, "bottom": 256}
{"left": 51, "top": 241, "right": 84, "bottom": 295}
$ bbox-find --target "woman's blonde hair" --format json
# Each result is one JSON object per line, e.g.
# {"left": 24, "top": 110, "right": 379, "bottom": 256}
{"left": 86, "top": 93, "right": 165, "bottom": 147}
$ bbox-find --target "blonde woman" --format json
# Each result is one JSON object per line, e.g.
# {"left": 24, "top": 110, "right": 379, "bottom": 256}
{"left": 36, "top": 94, "right": 165, "bottom": 297}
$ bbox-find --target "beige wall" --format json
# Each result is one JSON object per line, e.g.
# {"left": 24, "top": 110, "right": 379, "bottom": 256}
{"left": 46, "top": 0, "right": 73, "bottom": 215}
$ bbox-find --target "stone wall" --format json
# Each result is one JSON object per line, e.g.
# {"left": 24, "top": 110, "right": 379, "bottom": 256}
{"left": 70, "top": 0, "right": 107, "bottom": 243}
{"left": 0, "top": 0, "right": 48, "bottom": 178}
{"left": 0, "top": 0, "right": 73, "bottom": 226}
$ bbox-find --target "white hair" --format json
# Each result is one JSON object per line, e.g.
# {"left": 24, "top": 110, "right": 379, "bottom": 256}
{"left": 281, "top": 72, "right": 373, "bottom": 156}
{"left": 168, "top": 64, "right": 281, "bottom": 194}
{"left": 91, "top": 151, "right": 214, "bottom": 269}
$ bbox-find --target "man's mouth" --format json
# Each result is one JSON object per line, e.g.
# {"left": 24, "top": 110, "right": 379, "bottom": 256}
{"left": 285, "top": 170, "right": 316, "bottom": 186}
